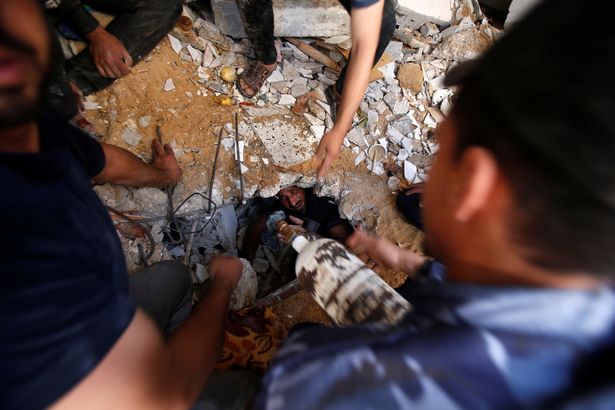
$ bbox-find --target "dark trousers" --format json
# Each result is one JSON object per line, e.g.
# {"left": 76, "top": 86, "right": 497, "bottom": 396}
{"left": 129, "top": 260, "right": 261, "bottom": 408}
{"left": 236, "top": 0, "right": 396, "bottom": 94}
{"left": 45, "top": 0, "right": 182, "bottom": 120}
{"left": 129, "top": 260, "right": 193, "bottom": 336}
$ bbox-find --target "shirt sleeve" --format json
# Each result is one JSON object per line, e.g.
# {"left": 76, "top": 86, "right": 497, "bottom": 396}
{"left": 62, "top": 124, "right": 106, "bottom": 178}
{"left": 350, "top": 0, "right": 380, "bottom": 8}
{"left": 46, "top": 0, "right": 100, "bottom": 35}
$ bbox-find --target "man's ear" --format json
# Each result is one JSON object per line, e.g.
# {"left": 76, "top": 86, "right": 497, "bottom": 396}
{"left": 454, "top": 147, "right": 499, "bottom": 222}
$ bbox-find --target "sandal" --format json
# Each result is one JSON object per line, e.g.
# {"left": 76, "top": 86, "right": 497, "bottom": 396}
{"left": 236, "top": 60, "right": 276, "bottom": 98}
{"left": 236, "top": 39, "right": 282, "bottom": 99}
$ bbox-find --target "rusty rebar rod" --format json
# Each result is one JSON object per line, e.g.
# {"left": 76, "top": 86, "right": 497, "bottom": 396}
{"left": 208, "top": 128, "right": 224, "bottom": 214}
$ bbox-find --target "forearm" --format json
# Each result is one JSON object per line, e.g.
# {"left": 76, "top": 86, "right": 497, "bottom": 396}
{"left": 94, "top": 143, "right": 173, "bottom": 187}
{"left": 167, "top": 279, "right": 233, "bottom": 403}
{"left": 395, "top": 247, "right": 427, "bottom": 277}
{"left": 334, "top": 3, "right": 384, "bottom": 134}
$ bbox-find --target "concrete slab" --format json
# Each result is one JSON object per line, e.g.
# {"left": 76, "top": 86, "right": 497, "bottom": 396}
{"left": 211, "top": 0, "right": 350, "bottom": 38}
{"left": 247, "top": 108, "right": 319, "bottom": 168}
{"left": 397, "top": 0, "right": 454, "bottom": 24}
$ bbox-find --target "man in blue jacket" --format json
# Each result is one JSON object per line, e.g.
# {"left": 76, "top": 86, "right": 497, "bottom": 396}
{"left": 254, "top": 0, "right": 615, "bottom": 408}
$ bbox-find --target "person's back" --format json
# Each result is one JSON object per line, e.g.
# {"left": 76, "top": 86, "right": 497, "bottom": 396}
{"left": 254, "top": 0, "right": 615, "bottom": 408}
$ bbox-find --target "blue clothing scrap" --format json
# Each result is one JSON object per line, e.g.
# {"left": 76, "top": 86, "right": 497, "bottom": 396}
{"left": 255, "top": 262, "right": 615, "bottom": 409}
{"left": 0, "top": 114, "right": 136, "bottom": 409}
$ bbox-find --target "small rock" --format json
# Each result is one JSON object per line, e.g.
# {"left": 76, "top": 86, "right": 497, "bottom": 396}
{"left": 386, "top": 125, "right": 405, "bottom": 145}
{"left": 378, "top": 62, "right": 396, "bottom": 80}
{"left": 397, "top": 148, "right": 409, "bottom": 161}
{"left": 163, "top": 78, "right": 175, "bottom": 92}
{"left": 432, "top": 88, "right": 453, "bottom": 106}
{"left": 121, "top": 128, "right": 142, "bottom": 146}
{"left": 229, "top": 259, "right": 258, "bottom": 310}
{"left": 384, "top": 93, "right": 410, "bottom": 115}
{"left": 202, "top": 44, "right": 216, "bottom": 67}
{"left": 374, "top": 101, "right": 388, "bottom": 114}
{"left": 167, "top": 34, "right": 183, "bottom": 54}
{"left": 179, "top": 50, "right": 192, "bottom": 62}
{"left": 187, "top": 45, "right": 202, "bottom": 63}
{"left": 367, "top": 110, "right": 379, "bottom": 127}
{"left": 347, "top": 127, "right": 367, "bottom": 147}
{"left": 354, "top": 151, "right": 366, "bottom": 166}
{"left": 397, "top": 63, "right": 424, "bottom": 93}
{"left": 278, "top": 94, "right": 296, "bottom": 105}
{"left": 268, "top": 68, "right": 284, "bottom": 83}
{"left": 282, "top": 64, "right": 300, "bottom": 81}
{"left": 391, "top": 118, "right": 415, "bottom": 135}
{"left": 138, "top": 116, "right": 151, "bottom": 128}
{"left": 303, "top": 113, "right": 322, "bottom": 127}
{"left": 291, "top": 84, "right": 310, "bottom": 98}
{"left": 420, "top": 22, "right": 440, "bottom": 37}
{"left": 404, "top": 160, "right": 417, "bottom": 182}
{"left": 196, "top": 66, "right": 209, "bottom": 82}
{"left": 269, "top": 82, "right": 289, "bottom": 94}
{"left": 310, "top": 125, "right": 325, "bottom": 139}
{"left": 221, "top": 137, "right": 234, "bottom": 151}
{"left": 240, "top": 164, "right": 249, "bottom": 174}
{"left": 387, "top": 176, "right": 401, "bottom": 191}
{"left": 402, "top": 137, "right": 414, "bottom": 153}
{"left": 384, "top": 41, "right": 404, "bottom": 61}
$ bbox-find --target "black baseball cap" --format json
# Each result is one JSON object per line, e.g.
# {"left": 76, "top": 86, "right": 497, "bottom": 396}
{"left": 444, "top": 0, "right": 615, "bottom": 212}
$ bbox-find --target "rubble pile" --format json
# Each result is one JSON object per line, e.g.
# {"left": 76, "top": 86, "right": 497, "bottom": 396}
{"left": 84, "top": 2, "right": 500, "bottom": 319}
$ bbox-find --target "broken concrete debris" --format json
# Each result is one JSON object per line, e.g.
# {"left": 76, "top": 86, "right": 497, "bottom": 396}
{"left": 163, "top": 78, "right": 175, "bottom": 92}
{"left": 86, "top": 2, "right": 498, "bottom": 316}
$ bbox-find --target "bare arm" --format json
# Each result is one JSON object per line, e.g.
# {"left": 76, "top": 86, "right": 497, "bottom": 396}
{"left": 93, "top": 140, "right": 182, "bottom": 187}
{"left": 346, "top": 228, "right": 426, "bottom": 277}
{"left": 328, "top": 222, "right": 352, "bottom": 243}
{"left": 51, "top": 256, "right": 243, "bottom": 409}
{"left": 316, "top": 0, "right": 384, "bottom": 178}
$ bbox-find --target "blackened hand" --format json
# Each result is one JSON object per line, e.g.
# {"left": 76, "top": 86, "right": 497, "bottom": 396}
{"left": 151, "top": 139, "right": 182, "bottom": 185}
{"left": 87, "top": 26, "right": 133, "bottom": 78}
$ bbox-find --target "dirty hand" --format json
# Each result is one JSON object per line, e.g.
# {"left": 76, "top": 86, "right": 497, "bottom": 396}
{"left": 208, "top": 256, "right": 243, "bottom": 289}
{"left": 152, "top": 139, "right": 182, "bottom": 185}
{"left": 404, "top": 182, "right": 425, "bottom": 196}
{"left": 316, "top": 128, "right": 345, "bottom": 180}
{"left": 87, "top": 26, "right": 133, "bottom": 78}
{"left": 288, "top": 215, "right": 304, "bottom": 226}
{"left": 346, "top": 227, "right": 425, "bottom": 276}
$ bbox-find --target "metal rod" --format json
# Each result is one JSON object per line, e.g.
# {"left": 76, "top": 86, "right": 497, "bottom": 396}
{"left": 234, "top": 112, "right": 245, "bottom": 203}
{"left": 157, "top": 125, "right": 176, "bottom": 219}
{"left": 208, "top": 128, "right": 224, "bottom": 213}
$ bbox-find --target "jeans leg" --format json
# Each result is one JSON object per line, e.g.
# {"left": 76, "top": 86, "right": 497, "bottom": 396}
{"left": 66, "top": 0, "right": 183, "bottom": 94}
{"left": 335, "top": 0, "right": 397, "bottom": 94}
{"left": 129, "top": 260, "right": 193, "bottom": 337}
{"left": 237, "top": 0, "right": 277, "bottom": 65}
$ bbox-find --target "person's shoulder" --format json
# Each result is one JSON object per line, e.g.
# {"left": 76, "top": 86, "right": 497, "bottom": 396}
{"left": 39, "top": 112, "right": 105, "bottom": 177}
{"left": 254, "top": 323, "right": 488, "bottom": 409}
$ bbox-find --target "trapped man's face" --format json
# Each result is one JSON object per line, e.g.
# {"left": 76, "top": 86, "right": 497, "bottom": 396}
{"left": 278, "top": 186, "right": 307, "bottom": 214}
{"left": 0, "top": 0, "right": 50, "bottom": 128}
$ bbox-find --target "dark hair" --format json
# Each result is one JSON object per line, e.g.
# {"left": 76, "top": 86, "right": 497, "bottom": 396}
{"left": 450, "top": 79, "right": 615, "bottom": 277}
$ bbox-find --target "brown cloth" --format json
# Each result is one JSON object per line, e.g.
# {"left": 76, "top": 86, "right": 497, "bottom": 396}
{"left": 216, "top": 306, "right": 286, "bottom": 372}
